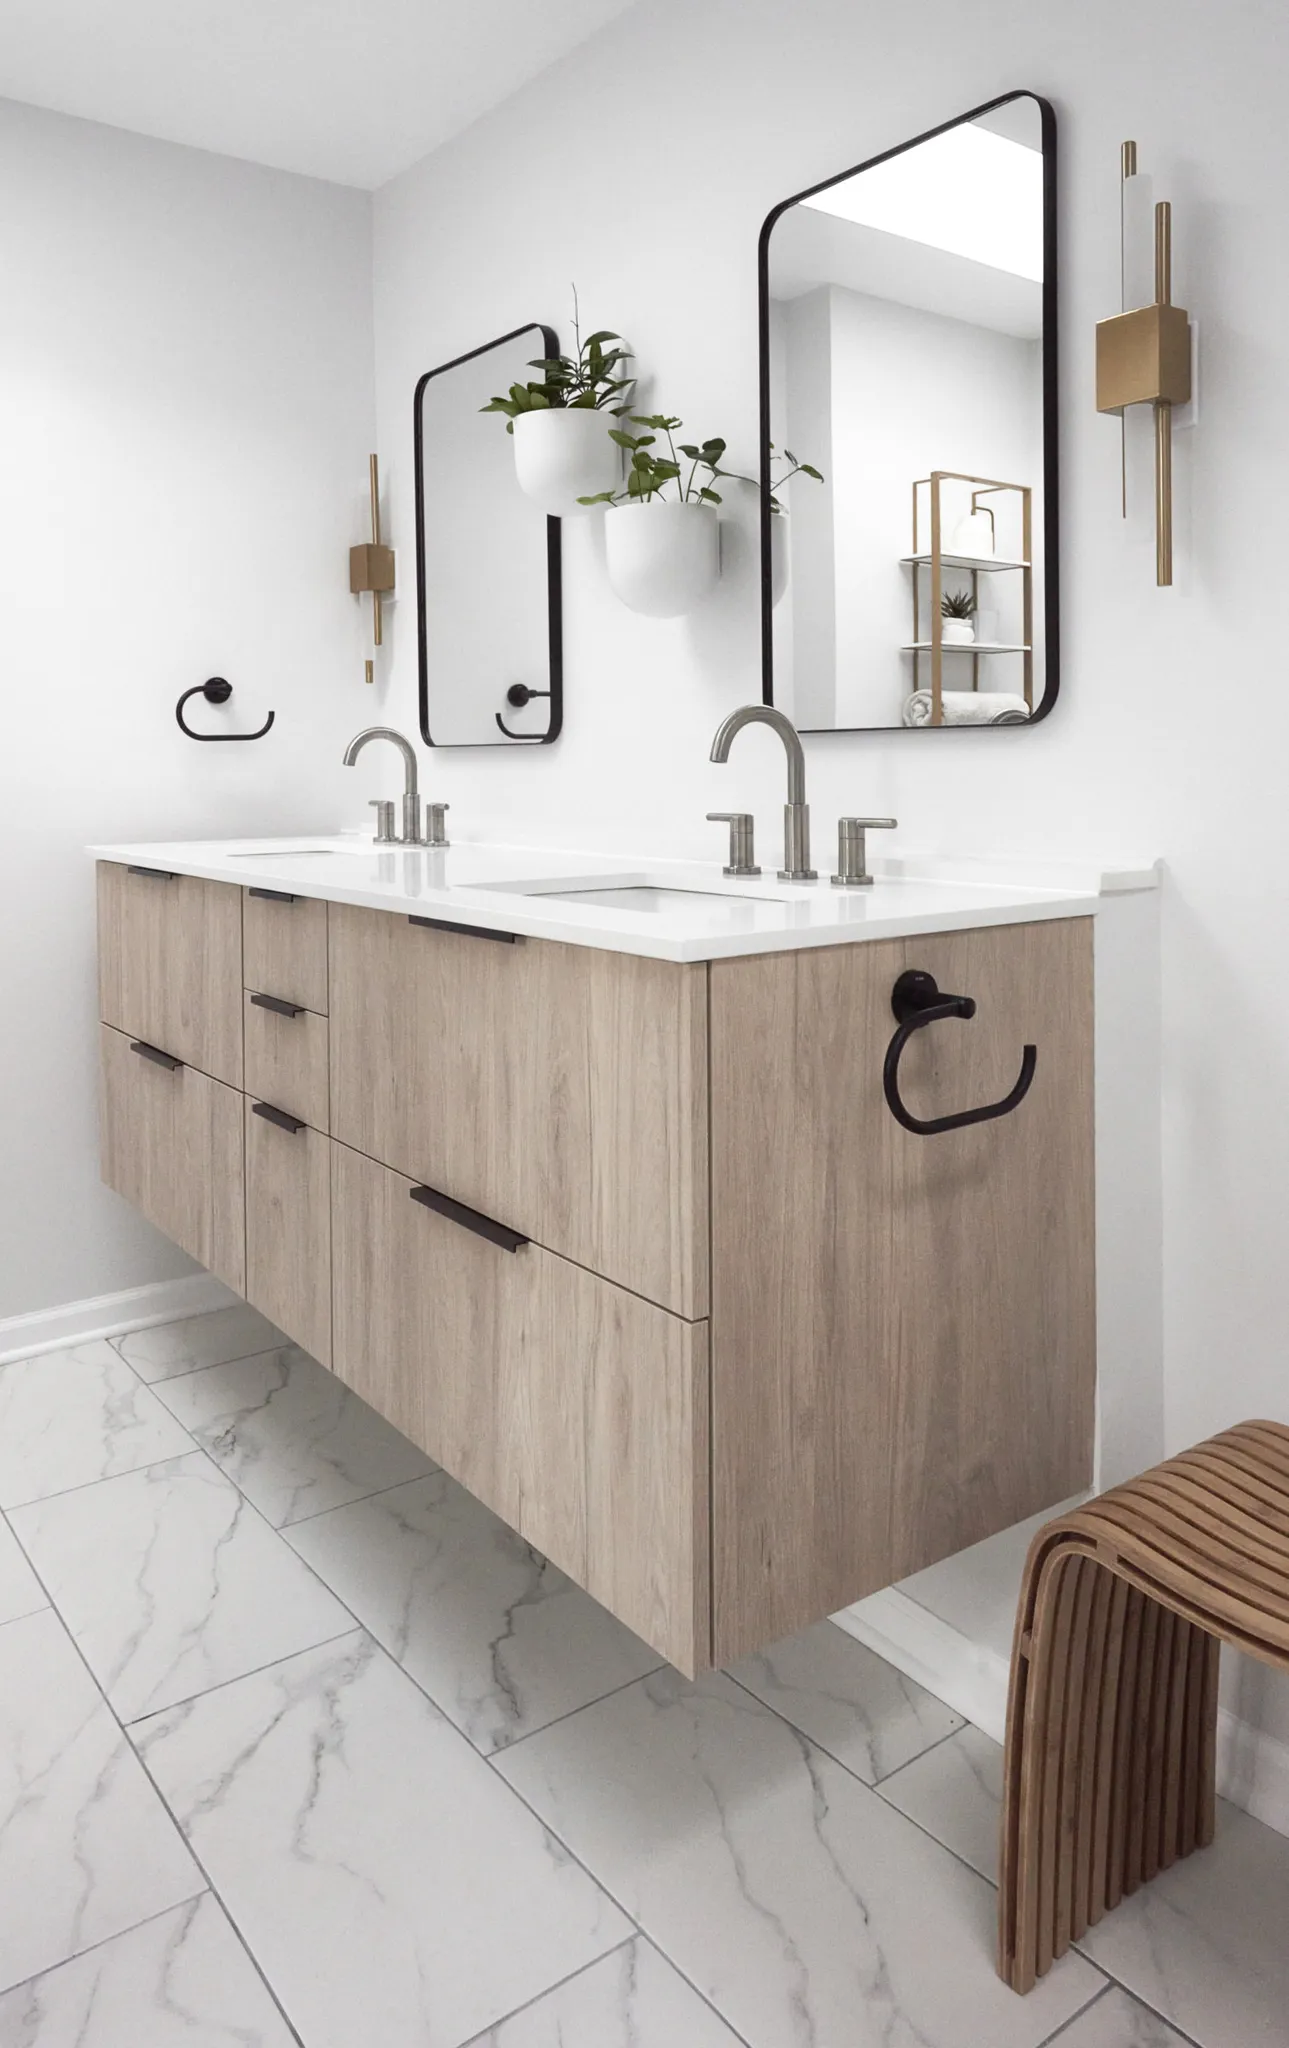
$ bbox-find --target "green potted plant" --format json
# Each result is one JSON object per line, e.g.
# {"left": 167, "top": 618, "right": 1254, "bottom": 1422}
{"left": 766, "top": 444, "right": 824, "bottom": 606}
{"left": 940, "top": 588, "right": 976, "bottom": 646}
{"left": 579, "top": 415, "right": 741, "bottom": 617}
{"left": 480, "top": 297, "right": 634, "bottom": 516}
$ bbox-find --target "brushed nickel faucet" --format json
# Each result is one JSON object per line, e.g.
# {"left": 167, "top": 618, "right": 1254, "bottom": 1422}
{"left": 709, "top": 704, "right": 816, "bottom": 880}
{"left": 342, "top": 726, "right": 428, "bottom": 846}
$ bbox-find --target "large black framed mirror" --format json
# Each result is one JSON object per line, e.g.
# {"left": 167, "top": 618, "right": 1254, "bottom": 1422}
{"left": 759, "top": 91, "right": 1057, "bottom": 732}
{"left": 415, "top": 323, "right": 563, "bottom": 747}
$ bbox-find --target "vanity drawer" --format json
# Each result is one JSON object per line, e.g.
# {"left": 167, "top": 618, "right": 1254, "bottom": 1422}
{"left": 242, "top": 887, "right": 328, "bottom": 1014}
{"left": 327, "top": 903, "right": 709, "bottom": 1317}
{"left": 243, "top": 991, "right": 329, "bottom": 1132}
{"left": 330, "top": 1138, "right": 710, "bottom": 1673}
{"left": 99, "top": 1024, "right": 244, "bottom": 1291}
{"left": 97, "top": 862, "right": 242, "bottom": 1088}
{"left": 245, "top": 1098, "right": 330, "bottom": 1366}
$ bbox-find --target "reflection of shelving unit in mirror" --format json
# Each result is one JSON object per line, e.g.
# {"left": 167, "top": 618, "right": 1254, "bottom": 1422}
{"left": 904, "top": 472, "right": 1032, "bottom": 726}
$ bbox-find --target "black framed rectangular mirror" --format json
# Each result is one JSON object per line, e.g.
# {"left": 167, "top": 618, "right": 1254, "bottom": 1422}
{"left": 415, "top": 323, "right": 563, "bottom": 747}
{"left": 759, "top": 91, "right": 1057, "bottom": 732}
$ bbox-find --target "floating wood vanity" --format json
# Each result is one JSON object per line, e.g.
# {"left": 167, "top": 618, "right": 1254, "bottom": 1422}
{"left": 95, "top": 845, "right": 1096, "bottom": 1676}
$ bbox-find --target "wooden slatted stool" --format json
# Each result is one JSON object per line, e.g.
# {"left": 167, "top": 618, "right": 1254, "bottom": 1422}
{"left": 998, "top": 1419, "right": 1289, "bottom": 1993}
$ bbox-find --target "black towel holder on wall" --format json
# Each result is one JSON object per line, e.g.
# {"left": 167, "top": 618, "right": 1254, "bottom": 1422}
{"left": 176, "top": 677, "right": 275, "bottom": 742}
{"left": 495, "top": 683, "right": 553, "bottom": 741}
{"left": 883, "top": 968, "right": 1037, "bottom": 1137}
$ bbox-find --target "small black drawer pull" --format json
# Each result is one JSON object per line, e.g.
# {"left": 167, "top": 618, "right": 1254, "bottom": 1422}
{"left": 409, "top": 1183, "right": 528, "bottom": 1252}
{"left": 249, "top": 886, "right": 297, "bottom": 904}
{"left": 250, "top": 991, "right": 305, "bottom": 1019}
{"left": 252, "top": 1100, "right": 306, "bottom": 1135}
{"left": 408, "top": 915, "right": 518, "bottom": 945}
{"left": 127, "top": 865, "right": 178, "bottom": 881}
{"left": 130, "top": 1040, "right": 183, "bottom": 1071}
{"left": 883, "top": 969, "right": 1037, "bottom": 1137}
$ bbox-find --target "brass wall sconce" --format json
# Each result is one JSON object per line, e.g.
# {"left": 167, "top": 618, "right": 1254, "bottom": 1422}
{"left": 1096, "top": 142, "right": 1192, "bottom": 586}
{"left": 350, "top": 453, "right": 395, "bottom": 682}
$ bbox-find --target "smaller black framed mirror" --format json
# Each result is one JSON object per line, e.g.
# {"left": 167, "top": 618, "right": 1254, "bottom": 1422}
{"left": 759, "top": 91, "right": 1058, "bottom": 733}
{"left": 415, "top": 323, "right": 563, "bottom": 747}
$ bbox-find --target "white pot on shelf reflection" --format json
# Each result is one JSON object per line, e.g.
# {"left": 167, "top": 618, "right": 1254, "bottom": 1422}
{"left": 940, "top": 618, "right": 976, "bottom": 646}
{"left": 604, "top": 500, "right": 721, "bottom": 617}
{"left": 770, "top": 515, "right": 789, "bottom": 607}
{"left": 511, "top": 408, "right": 620, "bottom": 516}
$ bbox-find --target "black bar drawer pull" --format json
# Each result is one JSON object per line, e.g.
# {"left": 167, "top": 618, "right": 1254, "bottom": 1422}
{"left": 130, "top": 1040, "right": 183, "bottom": 1071}
{"left": 408, "top": 915, "right": 518, "bottom": 945}
{"left": 249, "top": 886, "right": 298, "bottom": 904}
{"left": 250, "top": 991, "right": 305, "bottom": 1019}
{"left": 127, "top": 865, "right": 178, "bottom": 881}
{"left": 252, "top": 1100, "right": 306, "bottom": 1135}
{"left": 409, "top": 1183, "right": 528, "bottom": 1252}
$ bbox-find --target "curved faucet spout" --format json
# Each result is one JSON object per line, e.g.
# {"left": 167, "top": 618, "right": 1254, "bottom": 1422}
{"left": 709, "top": 704, "right": 807, "bottom": 806}
{"left": 342, "top": 725, "right": 419, "bottom": 793}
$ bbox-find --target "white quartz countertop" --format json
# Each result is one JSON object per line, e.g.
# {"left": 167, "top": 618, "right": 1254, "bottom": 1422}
{"left": 88, "top": 835, "right": 1158, "bottom": 964}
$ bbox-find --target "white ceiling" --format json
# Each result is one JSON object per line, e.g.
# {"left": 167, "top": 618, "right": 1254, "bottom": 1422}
{"left": 0, "top": 0, "right": 639, "bottom": 188}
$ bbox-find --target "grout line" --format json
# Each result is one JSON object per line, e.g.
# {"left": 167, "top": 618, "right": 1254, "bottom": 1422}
{"left": 276, "top": 1466, "right": 441, "bottom": 1529}
{"left": 0, "top": 1895, "right": 215, "bottom": 2005}
{"left": 120, "top": 1628, "right": 364, "bottom": 1731}
{"left": 720, "top": 1664, "right": 970, "bottom": 1792}
{"left": 1031, "top": 1981, "right": 1114, "bottom": 2047}
{"left": 870, "top": 1715, "right": 975, "bottom": 1787}
{"left": 451, "top": 1936, "right": 638, "bottom": 2046}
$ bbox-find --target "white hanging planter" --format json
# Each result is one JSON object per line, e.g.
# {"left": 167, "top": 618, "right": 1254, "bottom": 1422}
{"left": 511, "top": 408, "right": 620, "bottom": 517}
{"left": 770, "top": 515, "right": 789, "bottom": 608}
{"left": 604, "top": 500, "right": 721, "bottom": 617}
{"left": 940, "top": 617, "right": 976, "bottom": 646}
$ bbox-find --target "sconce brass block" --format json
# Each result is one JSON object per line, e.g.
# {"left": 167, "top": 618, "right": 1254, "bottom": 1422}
{"left": 1096, "top": 303, "right": 1191, "bottom": 415}
{"left": 349, "top": 542, "right": 396, "bottom": 595}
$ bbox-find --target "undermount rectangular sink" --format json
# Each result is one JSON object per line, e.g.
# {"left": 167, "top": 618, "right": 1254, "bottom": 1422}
{"left": 527, "top": 884, "right": 782, "bottom": 913}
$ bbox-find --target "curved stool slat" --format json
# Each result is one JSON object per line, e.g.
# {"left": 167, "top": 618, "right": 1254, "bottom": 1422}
{"left": 999, "top": 1419, "right": 1289, "bottom": 1993}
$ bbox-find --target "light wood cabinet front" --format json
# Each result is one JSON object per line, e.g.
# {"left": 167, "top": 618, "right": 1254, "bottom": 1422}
{"left": 97, "top": 863, "right": 242, "bottom": 1088}
{"left": 330, "top": 1139, "right": 710, "bottom": 1674}
{"left": 242, "top": 888, "right": 328, "bottom": 1014}
{"left": 100, "top": 1024, "right": 244, "bottom": 1291}
{"left": 245, "top": 1101, "right": 331, "bottom": 1365}
{"left": 327, "top": 905, "right": 709, "bottom": 1318}
{"left": 708, "top": 915, "right": 1096, "bottom": 1663}
{"left": 244, "top": 994, "right": 329, "bottom": 1132}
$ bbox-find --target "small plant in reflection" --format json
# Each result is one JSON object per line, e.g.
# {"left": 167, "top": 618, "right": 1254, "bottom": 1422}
{"left": 480, "top": 289, "right": 634, "bottom": 431}
{"left": 767, "top": 443, "right": 825, "bottom": 513}
{"left": 580, "top": 416, "right": 747, "bottom": 505}
{"left": 940, "top": 589, "right": 977, "bottom": 619}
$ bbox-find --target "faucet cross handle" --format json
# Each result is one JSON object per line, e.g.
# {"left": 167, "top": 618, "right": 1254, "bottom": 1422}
{"left": 831, "top": 816, "right": 897, "bottom": 889}
{"left": 706, "top": 812, "right": 761, "bottom": 878}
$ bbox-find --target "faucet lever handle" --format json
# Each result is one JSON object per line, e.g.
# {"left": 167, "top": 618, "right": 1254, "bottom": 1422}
{"left": 426, "top": 802, "right": 451, "bottom": 849}
{"left": 369, "top": 799, "right": 397, "bottom": 845}
{"left": 832, "top": 816, "right": 897, "bottom": 889}
{"left": 706, "top": 811, "right": 761, "bottom": 878}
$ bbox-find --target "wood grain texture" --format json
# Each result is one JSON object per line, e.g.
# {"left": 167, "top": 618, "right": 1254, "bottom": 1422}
{"left": 244, "top": 993, "right": 329, "bottom": 1132}
{"left": 245, "top": 1100, "right": 331, "bottom": 1365}
{"left": 99, "top": 1023, "right": 244, "bottom": 1291}
{"left": 330, "top": 1138, "right": 710, "bottom": 1673}
{"left": 328, "top": 904, "right": 709, "bottom": 1317}
{"left": 97, "top": 862, "right": 243, "bottom": 1088}
{"left": 242, "top": 889, "right": 328, "bottom": 1014}
{"left": 708, "top": 916, "right": 1096, "bottom": 1663}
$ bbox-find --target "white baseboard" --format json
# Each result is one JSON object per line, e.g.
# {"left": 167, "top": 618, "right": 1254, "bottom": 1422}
{"left": 0, "top": 1274, "right": 240, "bottom": 1367}
{"left": 835, "top": 1586, "right": 1289, "bottom": 1840}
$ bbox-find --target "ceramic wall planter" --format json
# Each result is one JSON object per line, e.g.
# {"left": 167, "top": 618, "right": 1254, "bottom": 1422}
{"left": 511, "top": 408, "right": 620, "bottom": 517}
{"left": 604, "top": 501, "right": 721, "bottom": 617}
{"left": 770, "top": 516, "right": 789, "bottom": 608}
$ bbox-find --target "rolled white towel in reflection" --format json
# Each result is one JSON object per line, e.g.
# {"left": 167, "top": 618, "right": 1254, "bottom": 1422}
{"left": 902, "top": 689, "right": 1030, "bottom": 727}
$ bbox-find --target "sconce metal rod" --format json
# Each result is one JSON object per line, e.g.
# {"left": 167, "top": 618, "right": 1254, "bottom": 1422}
{"left": 369, "top": 454, "right": 383, "bottom": 648}
{"left": 1154, "top": 201, "right": 1173, "bottom": 586}
{"left": 1120, "top": 141, "right": 1137, "bottom": 516}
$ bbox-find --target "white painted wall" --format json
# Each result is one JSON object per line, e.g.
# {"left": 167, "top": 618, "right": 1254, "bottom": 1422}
{"left": 370, "top": 0, "right": 1289, "bottom": 1764}
{"left": 0, "top": 97, "right": 374, "bottom": 1321}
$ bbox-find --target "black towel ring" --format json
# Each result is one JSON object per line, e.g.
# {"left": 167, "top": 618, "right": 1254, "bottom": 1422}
{"left": 495, "top": 682, "right": 552, "bottom": 741}
{"left": 883, "top": 968, "right": 1037, "bottom": 1137}
{"left": 176, "top": 677, "right": 275, "bottom": 742}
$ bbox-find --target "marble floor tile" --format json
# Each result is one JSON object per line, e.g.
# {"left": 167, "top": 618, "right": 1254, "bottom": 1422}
{"left": 112, "top": 1305, "right": 286, "bottom": 1384}
{"left": 0, "top": 1344, "right": 193, "bottom": 1509}
{"left": 876, "top": 1721, "right": 1004, "bottom": 1879}
{"left": 285, "top": 1472, "right": 661, "bottom": 1754}
{"left": 11, "top": 1452, "right": 353, "bottom": 1722}
{"left": 726, "top": 1618, "right": 963, "bottom": 1784}
{"left": 0, "top": 1610, "right": 202, "bottom": 1995}
{"left": 465, "top": 1938, "right": 745, "bottom": 2047}
{"left": 152, "top": 1345, "right": 434, "bottom": 1526}
{"left": 134, "top": 1631, "right": 630, "bottom": 2048}
{"left": 496, "top": 1668, "right": 1100, "bottom": 2048}
{"left": 0, "top": 1893, "right": 296, "bottom": 2047}
{"left": 1044, "top": 1984, "right": 1194, "bottom": 2047}
{"left": 0, "top": 1517, "right": 45, "bottom": 1625}
{"left": 1075, "top": 1803, "right": 1289, "bottom": 2048}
